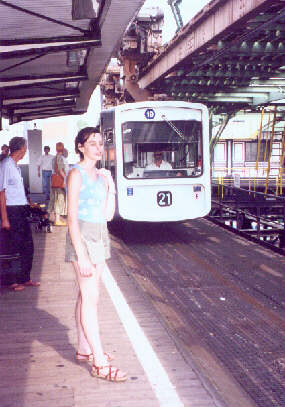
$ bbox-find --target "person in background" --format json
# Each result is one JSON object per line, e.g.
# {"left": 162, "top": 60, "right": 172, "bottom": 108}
{"left": 0, "top": 144, "right": 9, "bottom": 161}
{"left": 37, "top": 146, "right": 54, "bottom": 200}
{"left": 0, "top": 137, "right": 40, "bottom": 291}
{"left": 48, "top": 142, "right": 67, "bottom": 226}
{"left": 65, "top": 126, "right": 127, "bottom": 382}
{"left": 145, "top": 151, "right": 172, "bottom": 170}
{"left": 62, "top": 148, "right": 70, "bottom": 181}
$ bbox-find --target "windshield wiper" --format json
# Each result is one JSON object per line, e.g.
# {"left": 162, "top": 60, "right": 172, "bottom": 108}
{"left": 161, "top": 114, "right": 186, "bottom": 141}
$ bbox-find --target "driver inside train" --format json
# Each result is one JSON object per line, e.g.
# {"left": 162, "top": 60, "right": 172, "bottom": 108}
{"left": 122, "top": 120, "right": 203, "bottom": 179}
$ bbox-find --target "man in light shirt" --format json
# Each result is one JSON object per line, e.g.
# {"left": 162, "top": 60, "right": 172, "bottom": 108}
{"left": 37, "top": 146, "right": 54, "bottom": 200}
{"left": 0, "top": 137, "right": 40, "bottom": 291}
{"left": 145, "top": 151, "right": 172, "bottom": 170}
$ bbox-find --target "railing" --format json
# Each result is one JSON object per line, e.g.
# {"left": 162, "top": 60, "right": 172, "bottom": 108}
{"left": 212, "top": 164, "right": 283, "bottom": 178}
{"left": 212, "top": 167, "right": 285, "bottom": 196}
{"left": 209, "top": 184, "right": 285, "bottom": 254}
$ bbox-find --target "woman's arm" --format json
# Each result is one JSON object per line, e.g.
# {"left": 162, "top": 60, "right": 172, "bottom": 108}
{"left": 98, "top": 168, "right": 116, "bottom": 221}
{"left": 67, "top": 168, "right": 94, "bottom": 276}
{"left": 0, "top": 190, "right": 10, "bottom": 230}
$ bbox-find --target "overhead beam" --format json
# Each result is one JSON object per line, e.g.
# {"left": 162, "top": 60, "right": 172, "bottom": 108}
{"left": 182, "top": 68, "right": 285, "bottom": 79}
{"left": 1, "top": 39, "right": 100, "bottom": 59}
{"left": 230, "top": 86, "right": 285, "bottom": 94}
{"left": 3, "top": 93, "right": 78, "bottom": 106}
{"left": 170, "top": 86, "right": 285, "bottom": 96}
{"left": 13, "top": 103, "right": 76, "bottom": 114}
{"left": 251, "top": 77, "right": 285, "bottom": 85}
{"left": 138, "top": 0, "right": 280, "bottom": 89}
{"left": 18, "top": 107, "right": 76, "bottom": 118}
{"left": 253, "top": 92, "right": 285, "bottom": 105}
{"left": 2, "top": 97, "right": 76, "bottom": 109}
{"left": 201, "top": 95, "right": 253, "bottom": 103}
{"left": 0, "top": 74, "right": 87, "bottom": 89}
{"left": 13, "top": 110, "right": 82, "bottom": 123}
{"left": 187, "top": 91, "right": 285, "bottom": 105}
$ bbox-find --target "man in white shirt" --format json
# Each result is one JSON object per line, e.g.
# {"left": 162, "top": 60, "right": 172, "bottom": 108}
{"left": 0, "top": 137, "right": 40, "bottom": 291}
{"left": 145, "top": 151, "right": 172, "bottom": 171}
{"left": 37, "top": 146, "right": 54, "bottom": 200}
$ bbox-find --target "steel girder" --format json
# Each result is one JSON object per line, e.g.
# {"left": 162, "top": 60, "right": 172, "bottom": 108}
{"left": 138, "top": 0, "right": 285, "bottom": 114}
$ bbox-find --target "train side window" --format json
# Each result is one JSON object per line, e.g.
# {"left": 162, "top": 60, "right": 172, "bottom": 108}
{"left": 104, "top": 129, "right": 113, "bottom": 144}
{"left": 103, "top": 129, "right": 115, "bottom": 171}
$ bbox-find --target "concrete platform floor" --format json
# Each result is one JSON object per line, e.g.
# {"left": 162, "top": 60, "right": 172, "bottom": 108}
{"left": 0, "top": 226, "right": 220, "bottom": 407}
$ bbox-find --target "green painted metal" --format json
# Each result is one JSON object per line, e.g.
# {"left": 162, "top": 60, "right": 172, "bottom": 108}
{"left": 167, "top": 0, "right": 183, "bottom": 31}
{"left": 152, "top": 5, "right": 285, "bottom": 113}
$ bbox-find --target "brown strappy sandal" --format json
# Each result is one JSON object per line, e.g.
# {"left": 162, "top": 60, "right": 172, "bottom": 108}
{"left": 91, "top": 364, "right": 127, "bottom": 382}
{"left": 76, "top": 352, "right": 114, "bottom": 363}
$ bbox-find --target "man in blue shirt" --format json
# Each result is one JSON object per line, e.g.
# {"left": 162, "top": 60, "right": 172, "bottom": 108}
{"left": 0, "top": 137, "right": 40, "bottom": 291}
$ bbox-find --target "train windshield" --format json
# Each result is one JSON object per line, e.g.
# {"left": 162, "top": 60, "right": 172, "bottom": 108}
{"left": 122, "top": 120, "right": 203, "bottom": 178}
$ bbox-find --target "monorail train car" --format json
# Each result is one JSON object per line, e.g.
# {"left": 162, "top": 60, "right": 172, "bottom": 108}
{"left": 100, "top": 101, "right": 211, "bottom": 222}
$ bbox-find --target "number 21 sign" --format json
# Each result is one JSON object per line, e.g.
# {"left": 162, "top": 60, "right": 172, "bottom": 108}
{"left": 157, "top": 191, "right": 172, "bottom": 207}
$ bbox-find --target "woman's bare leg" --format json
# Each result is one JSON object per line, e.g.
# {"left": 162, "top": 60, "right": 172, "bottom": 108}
{"left": 73, "top": 261, "right": 107, "bottom": 366}
{"left": 75, "top": 293, "right": 91, "bottom": 356}
{"left": 73, "top": 261, "right": 127, "bottom": 379}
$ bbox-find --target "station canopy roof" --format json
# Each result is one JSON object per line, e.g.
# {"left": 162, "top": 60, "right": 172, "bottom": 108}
{"left": 0, "top": 0, "right": 144, "bottom": 125}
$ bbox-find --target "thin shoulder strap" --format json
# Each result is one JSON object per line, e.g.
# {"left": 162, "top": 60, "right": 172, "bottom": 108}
{"left": 73, "top": 163, "right": 85, "bottom": 178}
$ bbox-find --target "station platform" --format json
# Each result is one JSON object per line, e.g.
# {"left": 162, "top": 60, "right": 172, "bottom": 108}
{"left": 0, "top": 226, "right": 220, "bottom": 407}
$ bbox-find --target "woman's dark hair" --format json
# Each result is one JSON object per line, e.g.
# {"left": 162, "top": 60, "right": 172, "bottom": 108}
{"left": 9, "top": 137, "right": 27, "bottom": 154}
{"left": 75, "top": 126, "right": 100, "bottom": 160}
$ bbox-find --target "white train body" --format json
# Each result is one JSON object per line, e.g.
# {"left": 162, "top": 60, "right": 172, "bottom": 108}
{"left": 100, "top": 101, "right": 211, "bottom": 222}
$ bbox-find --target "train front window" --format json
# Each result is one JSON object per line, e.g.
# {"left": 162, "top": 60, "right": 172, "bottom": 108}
{"left": 122, "top": 120, "right": 203, "bottom": 178}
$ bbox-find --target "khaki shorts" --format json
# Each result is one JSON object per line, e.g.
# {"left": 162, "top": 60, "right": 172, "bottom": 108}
{"left": 65, "top": 219, "right": 110, "bottom": 265}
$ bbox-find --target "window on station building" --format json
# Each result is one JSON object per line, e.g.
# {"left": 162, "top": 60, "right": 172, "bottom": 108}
{"left": 213, "top": 142, "right": 226, "bottom": 162}
{"left": 245, "top": 141, "right": 269, "bottom": 162}
{"left": 233, "top": 142, "right": 243, "bottom": 162}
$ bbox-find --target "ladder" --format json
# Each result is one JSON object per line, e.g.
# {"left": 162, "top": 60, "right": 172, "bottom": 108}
{"left": 264, "top": 107, "right": 277, "bottom": 194}
{"left": 276, "top": 125, "right": 285, "bottom": 195}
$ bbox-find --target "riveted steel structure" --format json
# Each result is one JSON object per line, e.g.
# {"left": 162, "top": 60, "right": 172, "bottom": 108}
{"left": 138, "top": 0, "right": 285, "bottom": 114}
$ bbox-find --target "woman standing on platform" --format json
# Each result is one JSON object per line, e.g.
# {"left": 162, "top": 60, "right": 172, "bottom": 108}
{"left": 65, "top": 126, "right": 127, "bottom": 382}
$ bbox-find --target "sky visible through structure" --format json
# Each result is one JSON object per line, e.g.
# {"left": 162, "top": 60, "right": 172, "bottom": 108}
{"left": 144, "top": 0, "right": 210, "bottom": 42}
{"left": 86, "top": 0, "right": 211, "bottom": 119}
